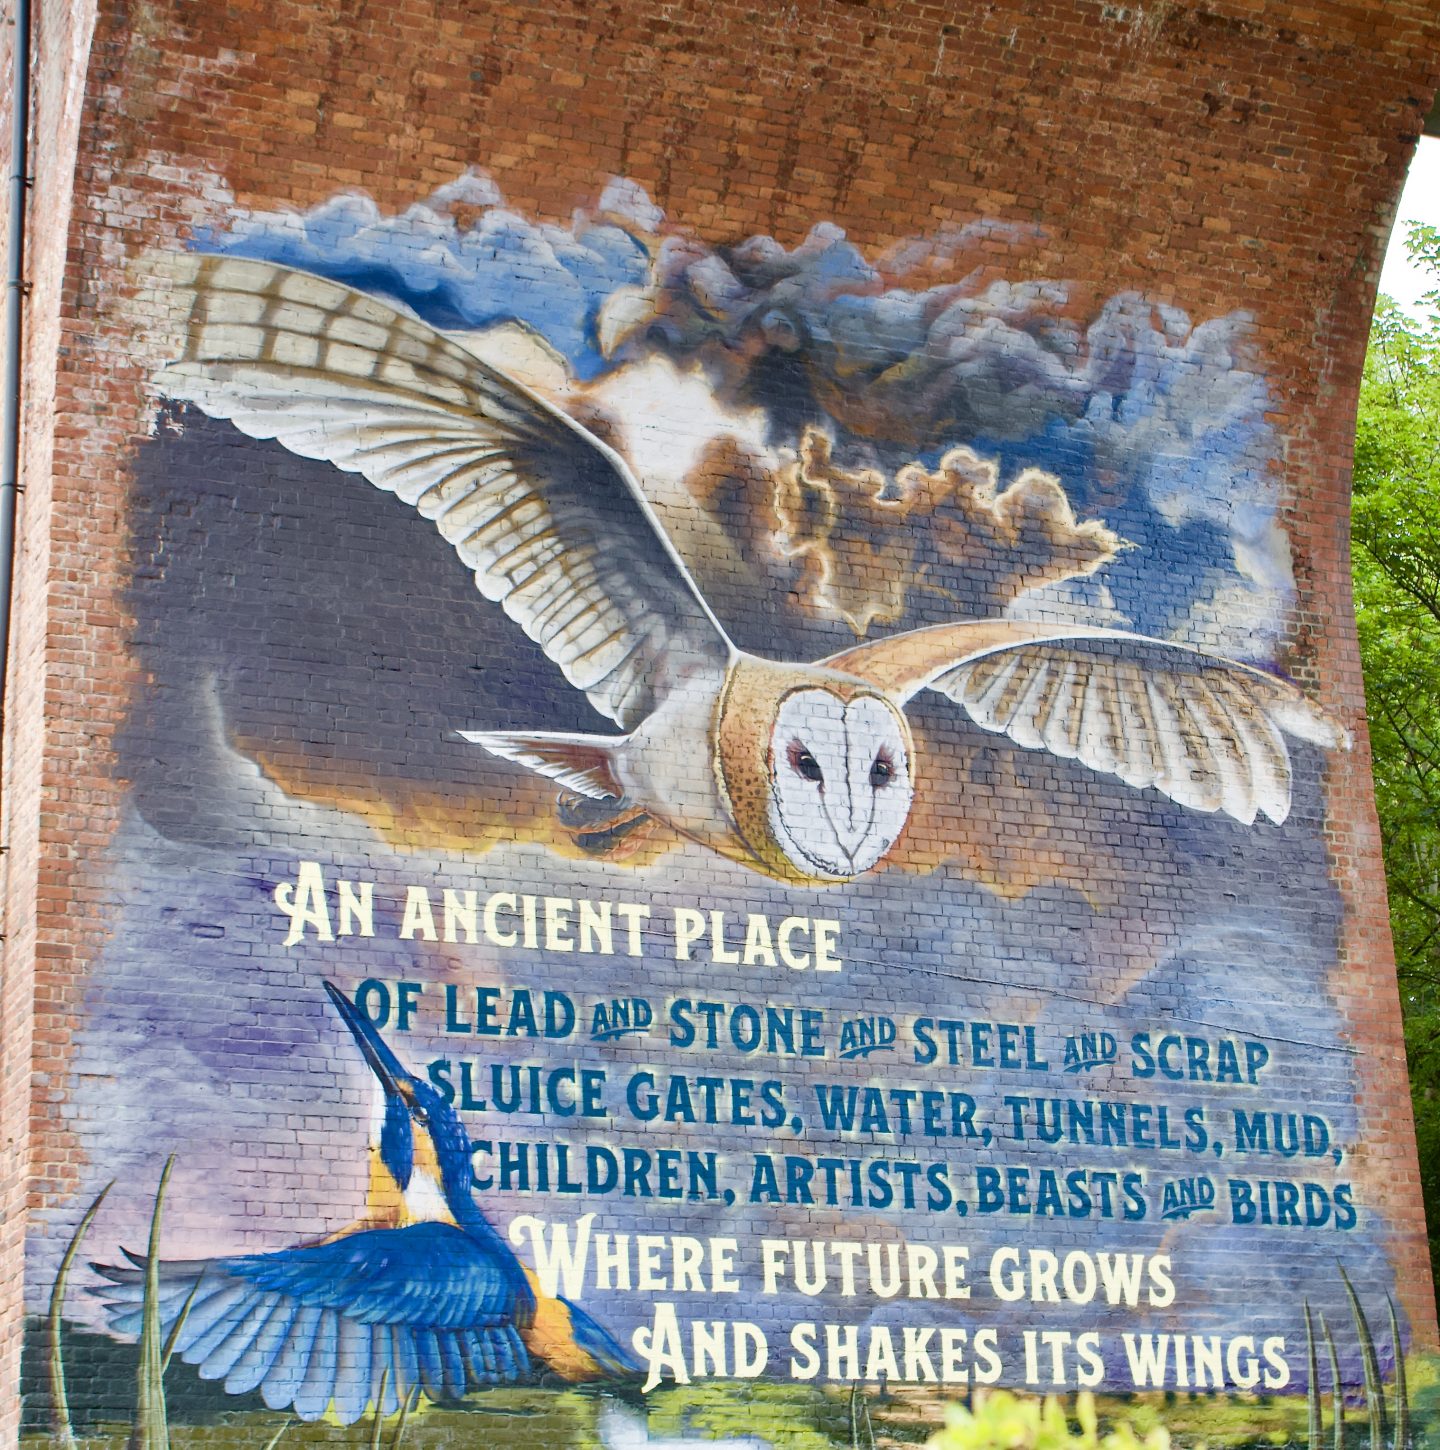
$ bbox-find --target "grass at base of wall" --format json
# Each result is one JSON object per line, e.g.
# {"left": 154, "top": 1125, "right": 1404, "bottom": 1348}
{"left": 19, "top": 1337, "right": 1440, "bottom": 1450}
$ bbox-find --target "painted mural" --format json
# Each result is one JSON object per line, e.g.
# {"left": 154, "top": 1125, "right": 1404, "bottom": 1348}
{"left": 20, "top": 172, "right": 1406, "bottom": 1446}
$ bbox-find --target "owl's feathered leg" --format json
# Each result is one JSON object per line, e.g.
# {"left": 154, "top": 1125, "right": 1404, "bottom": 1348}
{"left": 555, "top": 792, "right": 653, "bottom": 855}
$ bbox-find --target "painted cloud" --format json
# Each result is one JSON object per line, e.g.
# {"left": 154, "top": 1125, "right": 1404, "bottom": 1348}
{"left": 197, "top": 169, "right": 1291, "bottom": 663}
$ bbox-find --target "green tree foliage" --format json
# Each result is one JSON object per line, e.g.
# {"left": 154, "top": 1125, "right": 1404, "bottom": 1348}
{"left": 1354, "top": 223, "right": 1440, "bottom": 1282}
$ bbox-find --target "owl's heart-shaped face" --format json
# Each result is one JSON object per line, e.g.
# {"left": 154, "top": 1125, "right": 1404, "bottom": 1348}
{"left": 766, "top": 689, "right": 914, "bottom": 881}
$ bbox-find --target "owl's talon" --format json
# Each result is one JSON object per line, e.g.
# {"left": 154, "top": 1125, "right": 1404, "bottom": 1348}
{"left": 555, "top": 791, "right": 652, "bottom": 855}
{"left": 556, "top": 790, "right": 630, "bottom": 828}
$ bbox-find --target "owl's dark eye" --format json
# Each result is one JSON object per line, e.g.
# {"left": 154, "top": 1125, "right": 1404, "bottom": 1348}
{"left": 788, "top": 740, "right": 824, "bottom": 783}
{"left": 870, "top": 750, "right": 895, "bottom": 788}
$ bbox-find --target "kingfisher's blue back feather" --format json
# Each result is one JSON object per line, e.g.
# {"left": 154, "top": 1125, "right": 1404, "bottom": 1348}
{"left": 88, "top": 982, "right": 634, "bottom": 1422}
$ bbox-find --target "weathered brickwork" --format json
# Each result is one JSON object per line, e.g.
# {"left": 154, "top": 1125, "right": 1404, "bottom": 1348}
{"left": 0, "top": 0, "right": 100, "bottom": 1439}
{"left": 2, "top": 1, "right": 1439, "bottom": 1445}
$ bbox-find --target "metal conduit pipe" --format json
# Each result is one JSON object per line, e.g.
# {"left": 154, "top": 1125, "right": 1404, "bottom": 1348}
{"left": 1, "top": 0, "right": 32, "bottom": 733}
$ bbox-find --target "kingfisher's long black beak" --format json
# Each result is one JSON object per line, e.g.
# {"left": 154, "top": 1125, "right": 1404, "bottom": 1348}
{"left": 324, "top": 980, "right": 414, "bottom": 1100}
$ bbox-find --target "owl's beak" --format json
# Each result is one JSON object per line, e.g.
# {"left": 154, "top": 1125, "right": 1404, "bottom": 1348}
{"left": 827, "top": 787, "right": 872, "bottom": 868}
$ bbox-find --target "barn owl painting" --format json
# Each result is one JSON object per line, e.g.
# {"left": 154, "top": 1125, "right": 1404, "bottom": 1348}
{"left": 142, "top": 253, "right": 1347, "bottom": 887}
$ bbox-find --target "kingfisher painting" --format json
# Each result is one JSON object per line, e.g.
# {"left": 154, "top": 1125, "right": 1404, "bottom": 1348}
{"left": 90, "top": 982, "right": 636, "bottom": 1422}
{"left": 136, "top": 252, "right": 1346, "bottom": 887}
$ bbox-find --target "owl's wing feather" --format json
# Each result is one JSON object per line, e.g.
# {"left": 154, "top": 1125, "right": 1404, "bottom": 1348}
{"left": 824, "top": 621, "right": 1348, "bottom": 826}
{"left": 138, "top": 252, "right": 733, "bottom": 730}
{"left": 458, "top": 729, "right": 624, "bottom": 801}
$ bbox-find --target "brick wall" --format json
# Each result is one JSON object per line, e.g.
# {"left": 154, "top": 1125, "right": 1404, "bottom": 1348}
{"left": 4, "top": 0, "right": 1439, "bottom": 1443}
{"left": 0, "top": 3, "right": 98, "bottom": 1442}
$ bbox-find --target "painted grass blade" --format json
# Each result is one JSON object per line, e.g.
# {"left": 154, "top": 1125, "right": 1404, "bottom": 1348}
{"left": 369, "top": 1366, "right": 390, "bottom": 1450}
{"left": 1319, "top": 1310, "right": 1343, "bottom": 1450}
{"left": 47, "top": 1180, "right": 113, "bottom": 1446}
{"left": 130, "top": 1155, "right": 176, "bottom": 1450}
{"left": 1388, "top": 1296, "right": 1409, "bottom": 1450}
{"left": 1305, "top": 1302, "right": 1321, "bottom": 1450}
{"left": 161, "top": 1270, "right": 204, "bottom": 1375}
{"left": 389, "top": 1386, "right": 419, "bottom": 1450}
{"left": 1338, "top": 1264, "right": 1386, "bottom": 1447}
{"left": 848, "top": 1384, "right": 875, "bottom": 1450}
{"left": 262, "top": 1418, "right": 292, "bottom": 1450}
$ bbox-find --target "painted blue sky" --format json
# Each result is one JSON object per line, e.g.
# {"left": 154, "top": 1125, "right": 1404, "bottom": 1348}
{"left": 197, "top": 171, "right": 1293, "bottom": 665}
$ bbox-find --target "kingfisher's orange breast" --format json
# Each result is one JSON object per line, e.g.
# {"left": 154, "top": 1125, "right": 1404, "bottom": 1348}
{"left": 519, "top": 1268, "right": 606, "bottom": 1379}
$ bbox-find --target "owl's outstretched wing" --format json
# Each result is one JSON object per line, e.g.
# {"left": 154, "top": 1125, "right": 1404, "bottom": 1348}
{"left": 824, "top": 621, "right": 1349, "bottom": 826}
{"left": 138, "top": 253, "right": 734, "bottom": 730}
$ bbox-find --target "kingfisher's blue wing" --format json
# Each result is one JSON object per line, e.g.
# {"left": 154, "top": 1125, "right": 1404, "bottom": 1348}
{"left": 91, "top": 1223, "right": 536, "bottom": 1422}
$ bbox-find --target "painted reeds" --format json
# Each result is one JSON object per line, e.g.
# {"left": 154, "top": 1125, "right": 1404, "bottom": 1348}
{"left": 47, "top": 1180, "right": 114, "bottom": 1448}
{"left": 1388, "top": 1297, "right": 1409, "bottom": 1450}
{"left": 849, "top": 1383, "right": 876, "bottom": 1450}
{"left": 130, "top": 1155, "right": 176, "bottom": 1450}
{"left": 367, "top": 1369, "right": 390, "bottom": 1450}
{"left": 1305, "top": 1303, "right": 1322, "bottom": 1450}
{"left": 1340, "top": 1264, "right": 1388, "bottom": 1447}
{"left": 1305, "top": 1272, "right": 1411, "bottom": 1450}
{"left": 367, "top": 1377, "right": 418, "bottom": 1450}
